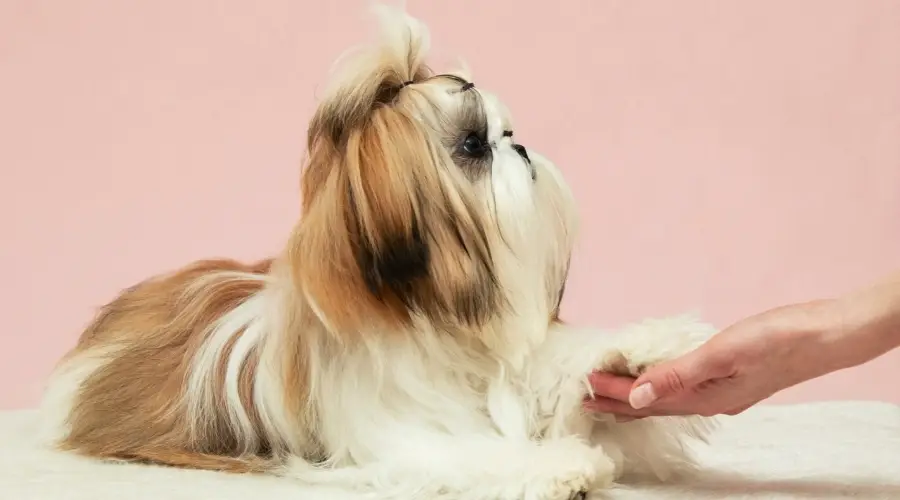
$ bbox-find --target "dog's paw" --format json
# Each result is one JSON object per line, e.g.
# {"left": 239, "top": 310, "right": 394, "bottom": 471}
{"left": 594, "top": 314, "right": 716, "bottom": 377}
{"left": 515, "top": 438, "right": 615, "bottom": 499}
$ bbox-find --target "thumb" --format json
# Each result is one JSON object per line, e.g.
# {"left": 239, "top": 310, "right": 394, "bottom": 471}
{"left": 628, "top": 345, "right": 727, "bottom": 409}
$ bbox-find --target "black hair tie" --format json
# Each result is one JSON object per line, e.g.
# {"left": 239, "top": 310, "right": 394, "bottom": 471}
{"left": 461, "top": 82, "right": 475, "bottom": 91}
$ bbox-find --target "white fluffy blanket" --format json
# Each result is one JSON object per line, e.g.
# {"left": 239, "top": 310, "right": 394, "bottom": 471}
{"left": 3, "top": 401, "right": 899, "bottom": 499}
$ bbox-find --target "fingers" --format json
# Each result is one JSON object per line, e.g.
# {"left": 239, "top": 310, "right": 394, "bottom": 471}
{"left": 587, "top": 356, "right": 729, "bottom": 416}
{"left": 587, "top": 372, "right": 635, "bottom": 403}
{"left": 585, "top": 373, "right": 644, "bottom": 419}
{"left": 587, "top": 360, "right": 758, "bottom": 418}
{"left": 583, "top": 395, "right": 691, "bottom": 418}
{"left": 584, "top": 396, "right": 658, "bottom": 417}
{"left": 629, "top": 343, "right": 734, "bottom": 409}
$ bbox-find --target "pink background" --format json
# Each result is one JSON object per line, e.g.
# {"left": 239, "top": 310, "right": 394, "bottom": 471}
{"left": 2, "top": 1, "right": 899, "bottom": 409}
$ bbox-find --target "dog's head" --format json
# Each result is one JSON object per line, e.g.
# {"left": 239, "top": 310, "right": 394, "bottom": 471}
{"left": 290, "top": 6, "right": 578, "bottom": 340}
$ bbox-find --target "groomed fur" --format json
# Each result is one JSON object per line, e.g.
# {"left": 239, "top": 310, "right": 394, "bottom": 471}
{"left": 42, "top": 6, "right": 718, "bottom": 499}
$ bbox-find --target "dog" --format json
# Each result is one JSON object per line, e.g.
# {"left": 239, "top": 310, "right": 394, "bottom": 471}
{"left": 40, "top": 6, "right": 717, "bottom": 499}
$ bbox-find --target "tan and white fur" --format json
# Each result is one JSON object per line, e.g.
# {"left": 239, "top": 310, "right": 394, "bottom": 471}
{"left": 41, "top": 6, "right": 717, "bottom": 500}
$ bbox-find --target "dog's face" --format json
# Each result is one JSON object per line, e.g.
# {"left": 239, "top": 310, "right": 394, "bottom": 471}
{"left": 290, "top": 8, "right": 578, "bottom": 339}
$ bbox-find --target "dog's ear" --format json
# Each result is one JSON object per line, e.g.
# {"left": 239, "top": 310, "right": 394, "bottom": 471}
{"left": 288, "top": 7, "right": 501, "bottom": 336}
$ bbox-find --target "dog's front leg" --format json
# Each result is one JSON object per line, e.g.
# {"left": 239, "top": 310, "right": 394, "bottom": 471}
{"left": 527, "top": 316, "right": 718, "bottom": 482}
{"left": 282, "top": 432, "right": 615, "bottom": 500}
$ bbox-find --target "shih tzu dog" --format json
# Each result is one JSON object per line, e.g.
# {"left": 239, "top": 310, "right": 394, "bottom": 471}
{"left": 41, "top": 6, "right": 717, "bottom": 500}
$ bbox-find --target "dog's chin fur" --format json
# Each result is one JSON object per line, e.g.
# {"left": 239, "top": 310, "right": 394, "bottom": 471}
{"left": 40, "top": 6, "right": 719, "bottom": 499}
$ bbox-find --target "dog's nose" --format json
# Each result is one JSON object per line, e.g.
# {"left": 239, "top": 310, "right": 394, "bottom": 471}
{"left": 512, "top": 143, "right": 530, "bottom": 163}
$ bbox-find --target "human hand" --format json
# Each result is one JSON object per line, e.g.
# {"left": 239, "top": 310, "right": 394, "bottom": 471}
{"left": 585, "top": 300, "right": 849, "bottom": 418}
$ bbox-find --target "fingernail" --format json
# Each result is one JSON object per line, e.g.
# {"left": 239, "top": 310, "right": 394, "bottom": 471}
{"left": 629, "top": 383, "right": 657, "bottom": 409}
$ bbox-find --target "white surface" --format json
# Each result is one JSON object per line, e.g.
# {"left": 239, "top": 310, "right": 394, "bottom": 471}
{"left": 2, "top": 401, "right": 899, "bottom": 499}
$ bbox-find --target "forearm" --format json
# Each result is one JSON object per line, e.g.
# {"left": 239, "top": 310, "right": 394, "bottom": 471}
{"left": 828, "top": 270, "right": 900, "bottom": 370}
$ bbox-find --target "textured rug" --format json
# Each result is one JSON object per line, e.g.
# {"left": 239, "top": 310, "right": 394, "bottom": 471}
{"left": 3, "top": 401, "right": 899, "bottom": 499}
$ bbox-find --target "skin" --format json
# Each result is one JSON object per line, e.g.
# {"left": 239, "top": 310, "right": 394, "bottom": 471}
{"left": 586, "top": 271, "right": 900, "bottom": 419}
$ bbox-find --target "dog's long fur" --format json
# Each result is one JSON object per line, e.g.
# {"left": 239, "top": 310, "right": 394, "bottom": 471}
{"left": 41, "top": 7, "right": 717, "bottom": 499}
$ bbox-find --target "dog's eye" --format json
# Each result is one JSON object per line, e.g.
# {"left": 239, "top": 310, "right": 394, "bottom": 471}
{"left": 461, "top": 133, "right": 487, "bottom": 158}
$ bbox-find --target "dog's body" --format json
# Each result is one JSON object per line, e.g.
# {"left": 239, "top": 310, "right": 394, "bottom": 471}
{"left": 41, "top": 7, "right": 716, "bottom": 499}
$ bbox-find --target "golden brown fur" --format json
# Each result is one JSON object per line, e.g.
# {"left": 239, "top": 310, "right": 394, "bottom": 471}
{"left": 59, "top": 258, "right": 274, "bottom": 472}
{"left": 292, "top": 73, "right": 501, "bottom": 336}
